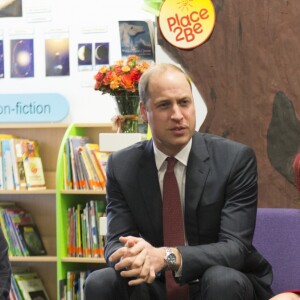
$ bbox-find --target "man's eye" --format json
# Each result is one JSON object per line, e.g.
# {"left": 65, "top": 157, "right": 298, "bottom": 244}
{"left": 158, "top": 102, "right": 169, "bottom": 108}
{"left": 180, "top": 99, "right": 190, "bottom": 106}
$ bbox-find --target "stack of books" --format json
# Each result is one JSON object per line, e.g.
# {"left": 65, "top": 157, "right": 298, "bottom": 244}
{"left": 10, "top": 269, "right": 49, "bottom": 300}
{"left": 64, "top": 135, "right": 109, "bottom": 190}
{"left": 59, "top": 270, "right": 89, "bottom": 300}
{"left": 0, "top": 135, "right": 46, "bottom": 191}
{"left": 0, "top": 204, "right": 47, "bottom": 256}
{"left": 67, "top": 200, "right": 106, "bottom": 258}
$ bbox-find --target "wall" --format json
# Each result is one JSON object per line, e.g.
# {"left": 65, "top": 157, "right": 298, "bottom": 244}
{"left": 158, "top": 0, "right": 300, "bottom": 208}
{"left": 0, "top": 0, "right": 207, "bottom": 129}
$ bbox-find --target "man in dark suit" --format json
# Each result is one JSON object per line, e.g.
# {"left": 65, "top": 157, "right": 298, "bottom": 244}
{"left": 84, "top": 63, "right": 273, "bottom": 299}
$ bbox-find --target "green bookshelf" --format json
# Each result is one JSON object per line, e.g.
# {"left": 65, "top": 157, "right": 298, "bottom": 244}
{"left": 56, "top": 123, "right": 114, "bottom": 299}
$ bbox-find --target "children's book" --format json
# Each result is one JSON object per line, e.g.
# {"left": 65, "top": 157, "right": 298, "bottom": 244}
{"left": 1, "top": 205, "right": 46, "bottom": 256}
{"left": 21, "top": 140, "right": 46, "bottom": 190}
{"left": 18, "top": 224, "right": 47, "bottom": 256}
{"left": 119, "top": 20, "right": 155, "bottom": 61}
{"left": 84, "top": 143, "right": 106, "bottom": 189}
{"left": 14, "top": 272, "right": 50, "bottom": 300}
{"left": 2, "top": 139, "right": 15, "bottom": 190}
{"left": 0, "top": 134, "right": 16, "bottom": 190}
{"left": 68, "top": 136, "right": 91, "bottom": 190}
{"left": 10, "top": 138, "right": 28, "bottom": 190}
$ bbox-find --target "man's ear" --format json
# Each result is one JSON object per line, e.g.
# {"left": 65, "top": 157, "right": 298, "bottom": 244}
{"left": 140, "top": 101, "right": 148, "bottom": 123}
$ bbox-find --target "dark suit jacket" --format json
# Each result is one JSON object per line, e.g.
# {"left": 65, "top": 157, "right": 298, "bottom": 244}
{"left": 105, "top": 131, "right": 273, "bottom": 299}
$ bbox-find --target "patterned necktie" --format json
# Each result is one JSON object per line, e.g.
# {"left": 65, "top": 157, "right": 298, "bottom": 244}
{"left": 163, "top": 157, "right": 189, "bottom": 300}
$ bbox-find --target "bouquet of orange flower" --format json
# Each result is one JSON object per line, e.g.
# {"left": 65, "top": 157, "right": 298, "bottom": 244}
{"left": 94, "top": 55, "right": 150, "bottom": 97}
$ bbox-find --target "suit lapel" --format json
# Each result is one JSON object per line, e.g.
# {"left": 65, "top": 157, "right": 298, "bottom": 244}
{"left": 185, "top": 133, "right": 210, "bottom": 245}
{"left": 137, "top": 141, "right": 163, "bottom": 244}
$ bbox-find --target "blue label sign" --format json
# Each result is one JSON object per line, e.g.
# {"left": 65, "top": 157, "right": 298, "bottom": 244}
{"left": 0, "top": 93, "right": 69, "bottom": 123}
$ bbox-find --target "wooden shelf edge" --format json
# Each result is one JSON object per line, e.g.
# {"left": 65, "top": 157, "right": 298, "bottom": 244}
{"left": 0, "top": 189, "right": 56, "bottom": 195}
{"left": 61, "top": 257, "right": 106, "bottom": 264}
{"left": 9, "top": 255, "right": 57, "bottom": 262}
{"left": 60, "top": 189, "right": 106, "bottom": 195}
{"left": 73, "top": 123, "right": 114, "bottom": 129}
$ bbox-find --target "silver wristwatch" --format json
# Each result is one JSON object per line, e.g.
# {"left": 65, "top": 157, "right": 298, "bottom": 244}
{"left": 163, "top": 247, "right": 177, "bottom": 270}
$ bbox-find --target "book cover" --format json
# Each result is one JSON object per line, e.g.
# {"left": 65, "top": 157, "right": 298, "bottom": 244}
{"left": 119, "top": 20, "right": 155, "bottom": 61}
{"left": 80, "top": 144, "right": 102, "bottom": 190}
{"left": 14, "top": 272, "right": 50, "bottom": 300}
{"left": 10, "top": 138, "right": 28, "bottom": 190}
{"left": 76, "top": 148, "right": 90, "bottom": 190}
{"left": 85, "top": 144, "right": 106, "bottom": 189}
{"left": 68, "top": 136, "right": 91, "bottom": 190}
{"left": 2, "top": 139, "right": 15, "bottom": 190}
{"left": 3, "top": 205, "right": 46, "bottom": 256}
{"left": 92, "top": 149, "right": 109, "bottom": 187}
{"left": 0, "top": 134, "right": 16, "bottom": 190}
{"left": 23, "top": 157, "right": 46, "bottom": 190}
{"left": 18, "top": 224, "right": 47, "bottom": 256}
{"left": 22, "top": 140, "right": 46, "bottom": 190}
{"left": 10, "top": 273, "right": 23, "bottom": 300}
{"left": 0, "top": 204, "right": 16, "bottom": 256}
{"left": 2, "top": 208, "right": 24, "bottom": 256}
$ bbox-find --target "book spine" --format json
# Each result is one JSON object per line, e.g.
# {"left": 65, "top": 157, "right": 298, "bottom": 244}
{"left": 90, "top": 200, "right": 100, "bottom": 258}
{"left": 64, "top": 138, "right": 73, "bottom": 189}
{"left": 3, "top": 210, "right": 22, "bottom": 256}
{"left": 81, "top": 213, "right": 87, "bottom": 258}
{"left": 84, "top": 204, "right": 91, "bottom": 258}
{"left": 76, "top": 204, "right": 83, "bottom": 257}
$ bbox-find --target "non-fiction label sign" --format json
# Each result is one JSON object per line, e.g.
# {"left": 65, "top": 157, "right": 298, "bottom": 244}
{"left": 0, "top": 93, "right": 69, "bottom": 123}
{"left": 159, "top": 0, "right": 216, "bottom": 49}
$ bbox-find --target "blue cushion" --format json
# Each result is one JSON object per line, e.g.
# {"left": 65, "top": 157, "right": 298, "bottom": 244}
{"left": 253, "top": 208, "right": 300, "bottom": 294}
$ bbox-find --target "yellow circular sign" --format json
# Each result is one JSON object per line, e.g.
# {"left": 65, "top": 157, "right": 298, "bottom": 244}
{"left": 159, "top": 0, "right": 216, "bottom": 49}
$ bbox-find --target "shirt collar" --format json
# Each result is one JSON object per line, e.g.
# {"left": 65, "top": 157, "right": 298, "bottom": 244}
{"left": 153, "top": 139, "right": 192, "bottom": 171}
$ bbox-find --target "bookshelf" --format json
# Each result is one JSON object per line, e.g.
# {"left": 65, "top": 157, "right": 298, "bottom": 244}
{"left": 0, "top": 123, "right": 116, "bottom": 299}
{"left": 0, "top": 123, "right": 68, "bottom": 300}
{"left": 56, "top": 123, "right": 114, "bottom": 299}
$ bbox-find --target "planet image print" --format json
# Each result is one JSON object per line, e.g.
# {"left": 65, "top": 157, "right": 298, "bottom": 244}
{"left": 77, "top": 44, "right": 92, "bottom": 65}
{"left": 16, "top": 50, "right": 31, "bottom": 67}
{"left": 95, "top": 43, "right": 109, "bottom": 64}
{"left": 11, "top": 39, "right": 34, "bottom": 77}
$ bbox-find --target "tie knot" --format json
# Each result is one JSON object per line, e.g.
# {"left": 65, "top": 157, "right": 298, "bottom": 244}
{"left": 166, "top": 157, "right": 177, "bottom": 172}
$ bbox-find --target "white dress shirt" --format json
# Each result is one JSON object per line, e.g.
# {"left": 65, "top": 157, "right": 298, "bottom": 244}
{"left": 153, "top": 139, "right": 192, "bottom": 218}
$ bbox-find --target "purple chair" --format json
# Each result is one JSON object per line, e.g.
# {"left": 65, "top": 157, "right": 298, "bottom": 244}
{"left": 253, "top": 208, "right": 300, "bottom": 294}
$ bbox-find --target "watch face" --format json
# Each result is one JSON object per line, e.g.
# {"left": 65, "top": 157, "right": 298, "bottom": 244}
{"left": 168, "top": 252, "right": 176, "bottom": 265}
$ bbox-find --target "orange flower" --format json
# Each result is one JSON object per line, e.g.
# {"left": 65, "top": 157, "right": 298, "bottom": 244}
{"left": 94, "top": 55, "right": 151, "bottom": 96}
{"left": 120, "top": 73, "right": 135, "bottom": 92}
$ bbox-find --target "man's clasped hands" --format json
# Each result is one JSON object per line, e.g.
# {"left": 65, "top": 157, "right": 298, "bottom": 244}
{"left": 109, "top": 236, "right": 165, "bottom": 286}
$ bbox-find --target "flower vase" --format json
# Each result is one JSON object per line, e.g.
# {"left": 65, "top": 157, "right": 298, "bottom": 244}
{"left": 114, "top": 94, "right": 140, "bottom": 133}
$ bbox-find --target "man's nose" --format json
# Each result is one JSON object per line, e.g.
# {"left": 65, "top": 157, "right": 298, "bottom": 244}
{"left": 171, "top": 105, "right": 183, "bottom": 120}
